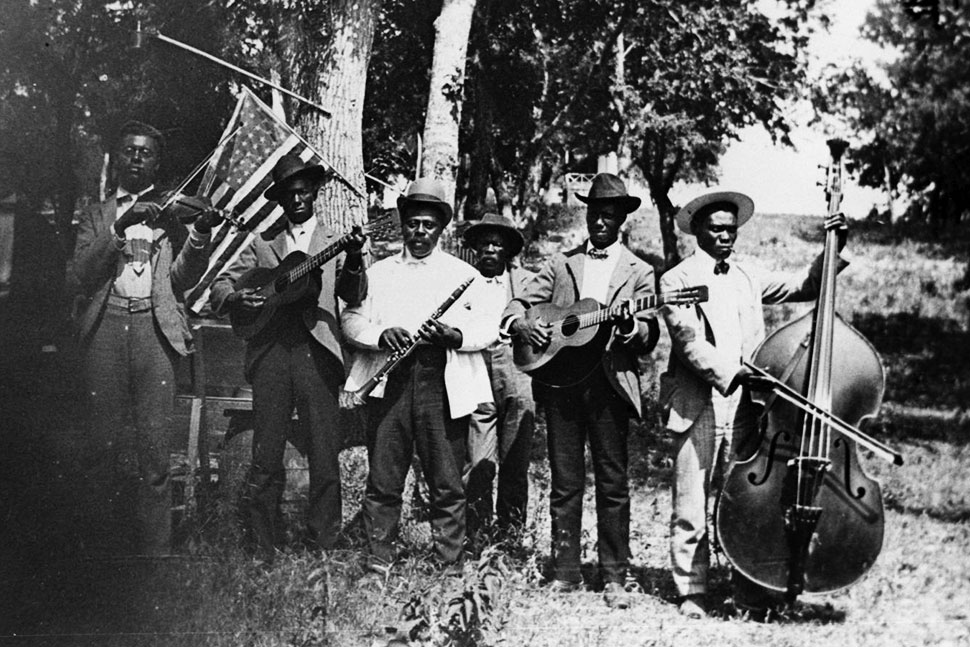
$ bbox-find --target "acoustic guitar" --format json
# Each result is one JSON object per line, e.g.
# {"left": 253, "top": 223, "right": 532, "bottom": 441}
{"left": 512, "top": 286, "right": 708, "bottom": 387}
{"left": 229, "top": 213, "right": 396, "bottom": 340}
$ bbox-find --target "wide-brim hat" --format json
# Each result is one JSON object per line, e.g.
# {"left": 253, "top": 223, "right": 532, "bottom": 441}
{"left": 575, "top": 173, "right": 641, "bottom": 214}
{"left": 462, "top": 213, "right": 524, "bottom": 257}
{"left": 675, "top": 191, "right": 755, "bottom": 233}
{"left": 396, "top": 177, "right": 453, "bottom": 225}
{"left": 263, "top": 154, "right": 332, "bottom": 201}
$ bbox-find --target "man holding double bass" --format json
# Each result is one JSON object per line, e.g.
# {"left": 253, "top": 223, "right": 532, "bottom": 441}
{"left": 210, "top": 154, "right": 367, "bottom": 560}
{"left": 659, "top": 191, "right": 848, "bottom": 620}
{"left": 502, "top": 173, "right": 660, "bottom": 609}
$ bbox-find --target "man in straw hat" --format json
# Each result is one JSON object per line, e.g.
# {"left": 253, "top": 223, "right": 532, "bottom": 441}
{"left": 210, "top": 153, "right": 367, "bottom": 561}
{"left": 342, "top": 178, "right": 499, "bottom": 573}
{"left": 461, "top": 213, "right": 537, "bottom": 543}
{"left": 502, "top": 172, "right": 660, "bottom": 609}
{"left": 68, "top": 120, "right": 221, "bottom": 556}
{"left": 659, "top": 190, "right": 847, "bottom": 619}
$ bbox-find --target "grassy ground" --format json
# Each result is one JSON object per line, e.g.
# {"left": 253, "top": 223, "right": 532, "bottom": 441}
{"left": 1, "top": 210, "right": 968, "bottom": 646}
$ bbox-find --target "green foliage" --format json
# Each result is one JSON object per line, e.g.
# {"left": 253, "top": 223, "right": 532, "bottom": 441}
{"left": 816, "top": 0, "right": 970, "bottom": 226}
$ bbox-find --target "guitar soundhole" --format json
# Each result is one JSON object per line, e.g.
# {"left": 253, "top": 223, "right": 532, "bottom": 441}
{"left": 561, "top": 314, "right": 580, "bottom": 337}
{"left": 274, "top": 276, "right": 289, "bottom": 293}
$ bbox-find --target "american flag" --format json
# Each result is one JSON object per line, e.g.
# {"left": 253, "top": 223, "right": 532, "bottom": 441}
{"left": 185, "top": 87, "right": 326, "bottom": 312}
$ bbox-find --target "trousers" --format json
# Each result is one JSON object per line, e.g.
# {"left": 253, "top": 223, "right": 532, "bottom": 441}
{"left": 363, "top": 347, "right": 468, "bottom": 565}
{"left": 465, "top": 342, "right": 535, "bottom": 533}
{"left": 245, "top": 322, "right": 343, "bottom": 555}
{"left": 81, "top": 306, "right": 175, "bottom": 555}
{"left": 542, "top": 368, "right": 631, "bottom": 583}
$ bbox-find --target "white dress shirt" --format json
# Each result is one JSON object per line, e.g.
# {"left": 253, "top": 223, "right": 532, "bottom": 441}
{"left": 285, "top": 216, "right": 317, "bottom": 256}
{"left": 112, "top": 186, "right": 156, "bottom": 298}
{"left": 341, "top": 247, "right": 499, "bottom": 418}
{"left": 580, "top": 240, "right": 623, "bottom": 303}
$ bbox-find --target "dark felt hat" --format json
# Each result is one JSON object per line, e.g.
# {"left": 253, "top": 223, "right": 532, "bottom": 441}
{"left": 462, "top": 213, "right": 524, "bottom": 257}
{"left": 575, "top": 173, "right": 641, "bottom": 213}
{"left": 263, "top": 154, "right": 331, "bottom": 201}
{"left": 675, "top": 191, "right": 755, "bottom": 233}
{"left": 396, "top": 177, "right": 453, "bottom": 225}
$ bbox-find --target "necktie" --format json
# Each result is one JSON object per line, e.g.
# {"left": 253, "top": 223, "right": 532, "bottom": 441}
{"left": 117, "top": 194, "right": 134, "bottom": 206}
{"left": 714, "top": 260, "right": 730, "bottom": 275}
{"left": 588, "top": 247, "right": 609, "bottom": 259}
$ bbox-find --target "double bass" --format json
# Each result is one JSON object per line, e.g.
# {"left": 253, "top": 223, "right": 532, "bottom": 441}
{"left": 715, "top": 139, "right": 904, "bottom": 603}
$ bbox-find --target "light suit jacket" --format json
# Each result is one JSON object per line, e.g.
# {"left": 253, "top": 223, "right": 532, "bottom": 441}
{"left": 659, "top": 250, "right": 844, "bottom": 433}
{"left": 209, "top": 221, "right": 367, "bottom": 381}
{"left": 68, "top": 191, "right": 210, "bottom": 356}
{"left": 502, "top": 243, "right": 659, "bottom": 417}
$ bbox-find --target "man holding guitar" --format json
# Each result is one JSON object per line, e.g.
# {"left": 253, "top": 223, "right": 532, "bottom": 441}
{"left": 502, "top": 173, "right": 660, "bottom": 609}
{"left": 209, "top": 154, "right": 367, "bottom": 560}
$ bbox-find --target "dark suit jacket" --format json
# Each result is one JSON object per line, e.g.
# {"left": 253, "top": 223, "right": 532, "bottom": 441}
{"left": 502, "top": 244, "right": 659, "bottom": 416}
{"left": 67, "top": 191, "right": 211, "bottom": 356}
{"left": 208, "top": 221, "right": 367, "bottom": 382}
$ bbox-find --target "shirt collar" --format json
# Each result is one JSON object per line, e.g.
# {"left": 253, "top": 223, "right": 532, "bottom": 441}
{"left": 585, "top": 239, "right": 622, "bottom": 259}
{"left": 116, "top": 184, "right": 155, "bottom": 201}
{"left": 397, "top": 246, "right": 440, "bottom": 265}
{"left": 696, "top": 248, "right": 729, "bottom": 274}
{"left": 288, "top": 215, "right": 317, "bottom": 237}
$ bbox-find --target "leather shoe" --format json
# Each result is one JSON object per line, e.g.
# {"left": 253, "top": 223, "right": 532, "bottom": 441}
{"left": 603, "top": 581, "right": 632, "bottom": 609}
{"left": 546, "top": 579, "right": 582, "bottom": 593}
{"left": 679, "top": 595, "right": 707, "bottom": 619}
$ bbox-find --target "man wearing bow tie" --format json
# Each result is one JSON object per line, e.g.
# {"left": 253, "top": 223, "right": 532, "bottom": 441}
{"left": 68, "top": 120, "right": 221, "bottom": 556}
{"left": 342, "top": 178, "right": 498, "bottom": 572}
{"left": 659, "top": 191, "right": 848, "bottom": 619}
{"left": 502, "top": 173, "right": 659, "bottom": 609}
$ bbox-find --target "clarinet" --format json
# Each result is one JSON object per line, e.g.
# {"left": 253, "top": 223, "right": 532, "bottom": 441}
{"left": 350, "top": 276, "right": 476, "bottom": 406}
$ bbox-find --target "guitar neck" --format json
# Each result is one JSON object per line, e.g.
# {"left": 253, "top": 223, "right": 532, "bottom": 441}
{"left": 581, "top": 294, "right": 663, "bottom": 328}
{"left": 286, "top": 236, "right": 348, "bottom": 282}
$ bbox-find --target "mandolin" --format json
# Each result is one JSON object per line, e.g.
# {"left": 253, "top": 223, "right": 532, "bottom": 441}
{"left": 513, "top": 285, "right": 708, "bottom": 387}
{"left": 229, "top": 213, "right": 395, "bottom": 340}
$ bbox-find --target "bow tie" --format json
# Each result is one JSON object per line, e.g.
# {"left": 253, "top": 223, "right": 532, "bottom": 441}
{"left": 714, "top": 260, "right": 730, "bottom": 275}
{"left": 587, "top": 247, "right": 609, "bottom": 259}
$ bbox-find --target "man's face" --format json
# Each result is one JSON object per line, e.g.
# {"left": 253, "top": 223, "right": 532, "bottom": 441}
{"left": 586, "top": 202, "right": 625, "bottom": 249}
{"left": 402, "top": 206, "right": 444, "bottom": 259}
{"left": 115, "top": 134, "right": 159, "bottom": 193}
{"left": 277, "top": 176, "right": 317, "bottom": 225}
{"left": 693, "top": 209, "right": 739, "bottom": 260}
{"left": 473, "top": 230, "right": 511, "bottom": 277}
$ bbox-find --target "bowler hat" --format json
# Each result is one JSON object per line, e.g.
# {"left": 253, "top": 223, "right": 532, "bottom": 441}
{"left": 675, "top": 191, "right": 754, "bottom": 233}
{"left": 576, "top": 173, "right": 641, "bottom": 214}
{"left": 462, "top": 213, "right": 524, "bottom": 257}
{"left": 263, "top": 154, "right": 332, "bottom": 201}
{"left": 396, "top": 177, "right": 453, "bottom": 225}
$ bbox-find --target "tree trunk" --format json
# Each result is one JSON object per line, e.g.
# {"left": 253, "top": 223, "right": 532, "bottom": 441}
{"left": 280, "top": 0, "right": 381, "bottom": 231}
{"left": 421, "top": 0, "right": 477, "bottom": 212}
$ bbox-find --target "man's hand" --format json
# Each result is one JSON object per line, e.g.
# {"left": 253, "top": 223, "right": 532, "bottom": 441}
{"left": 379, "top": 327, "right": 413, "bottom": 354}
{"left": 824, "top": 211, "right": 849, "bottom": 251}
{"left": 114, "top": 202, "right": 160, "bottom": 238}
{"left": 511, "top": 316, "right": 552, "bottom": 351}
{"left": 732, "top": 365, "right": 776, "bottom": 394}
{"left": 343, "top": 226, "right": 367, "bottom": 270}
{"left": 226, "top": 287, "right": 266, "bottom": 312}
{"left": 418, "top": 319, "right": 462, "bottom": 349}
{"left": 611, "top": 299, "right": 637, "bottom": 335}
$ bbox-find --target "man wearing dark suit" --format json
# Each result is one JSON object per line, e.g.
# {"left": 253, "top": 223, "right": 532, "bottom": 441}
{"left": 659, "top": 191, "right": 847, "bottom": 619}
{"left": 209, "top": 155, "right": 367, "bottom": 559}
{"left": 462, "top": 213, "right": 537, "bottom": 539}
{"left": 502, "top": 173, "right": 659, "bottom": 608}
{"left": 69, "top": 120, "right": 219, "bottom": 555}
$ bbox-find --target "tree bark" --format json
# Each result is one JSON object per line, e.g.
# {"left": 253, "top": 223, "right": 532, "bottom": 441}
{"left": 421, "top": 0, "right": 477, "bottom": 211}
{"left": 279, "top": 0, "right": 381, "bottom": 231}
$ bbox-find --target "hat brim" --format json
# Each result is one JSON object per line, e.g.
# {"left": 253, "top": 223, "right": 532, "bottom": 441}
{"left": 675, "top": 191, "right": 754, "bottom": 233}
{"left": 462, "top": 222, "right": 524, "bottom": 257}
{"left": 575, "top": 194, "right": 641, "bottom": 213}
{"left": 263, "top": 165, "right": 331, "bottom": 201}
{"left": 396, "top": 194, "right": 454, "bottom": 225}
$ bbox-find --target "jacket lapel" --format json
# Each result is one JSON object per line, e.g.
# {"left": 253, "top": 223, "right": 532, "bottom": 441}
{"left": 268, "top": 227, "right": 289, "bottom": 261}
{"left": 606, "top": 248, "right": 637, "bottom": 305}
{"left": 564, "top": 253, "right": 584, "bottom": 302}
